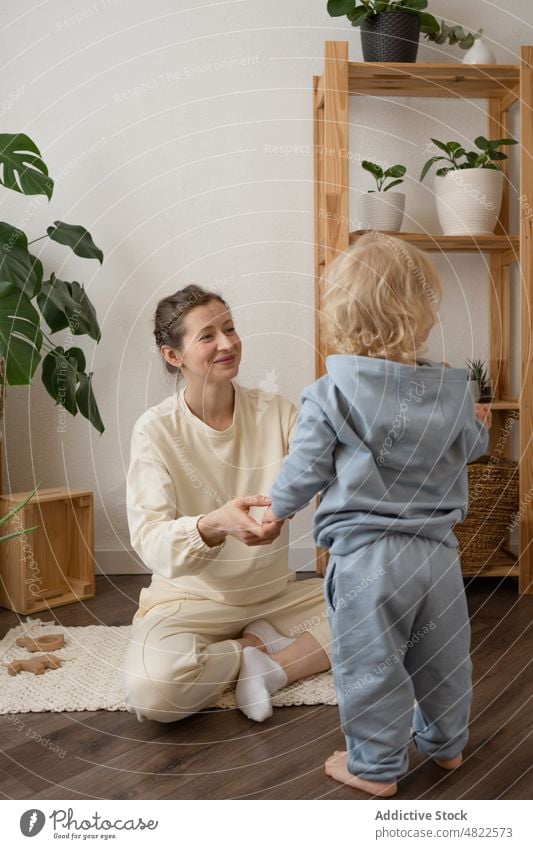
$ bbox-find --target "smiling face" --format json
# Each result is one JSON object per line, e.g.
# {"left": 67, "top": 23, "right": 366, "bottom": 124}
{"left": 161, "top": 299, "right": 242, "bottom": 386}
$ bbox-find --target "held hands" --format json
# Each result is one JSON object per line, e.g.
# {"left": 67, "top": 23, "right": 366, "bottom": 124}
{"left": 261, "top": 506, "right": 279, "bottom": 524}
{"left": 197, "top": 495, "right": 285, "bottom": 547}
{"left": 475, "top": 404, "right": 492, "bottom": 430}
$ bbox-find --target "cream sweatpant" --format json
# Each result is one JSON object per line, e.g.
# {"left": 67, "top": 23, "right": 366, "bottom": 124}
{"left": 123, "top": 578, "right": 331, "bottom": 723}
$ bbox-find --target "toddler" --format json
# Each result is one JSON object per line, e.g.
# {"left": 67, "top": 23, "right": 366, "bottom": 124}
{"left": 263, "top": 233, "right": 489, "bottom": 796}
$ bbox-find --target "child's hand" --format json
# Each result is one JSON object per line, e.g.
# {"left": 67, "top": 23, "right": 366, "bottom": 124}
{"left": 262, "top": 507, "right": 282, "bottom": 525}
{"left": 475, "top": 404, "right": 492, "bottom": 429}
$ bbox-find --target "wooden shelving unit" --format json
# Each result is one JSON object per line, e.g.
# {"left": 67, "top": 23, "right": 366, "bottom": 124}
{"left": 313, "top": 42, "right": 533, "bottom": 593}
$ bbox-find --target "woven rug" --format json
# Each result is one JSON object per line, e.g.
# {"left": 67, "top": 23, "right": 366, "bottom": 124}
{"left": 0, "top": 619, "right": 337, "bottom": 714}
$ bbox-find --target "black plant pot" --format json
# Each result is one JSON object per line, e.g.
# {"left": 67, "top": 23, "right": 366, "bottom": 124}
{"left": 360, "top": 11, "right": 420, "bottom": 63}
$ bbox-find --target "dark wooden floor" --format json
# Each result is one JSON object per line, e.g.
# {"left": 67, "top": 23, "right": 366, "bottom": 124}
{"left": 0, "top": 574, "right": 532, "bottom": 800}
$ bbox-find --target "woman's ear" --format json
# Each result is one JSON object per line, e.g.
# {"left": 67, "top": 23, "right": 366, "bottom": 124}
{"left": 160, "top": 345, "right": 182, "bottom": 369}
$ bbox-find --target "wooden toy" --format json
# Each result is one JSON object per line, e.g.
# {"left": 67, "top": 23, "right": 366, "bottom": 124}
{"left": 6, "top": 654, "right": 62, "bottom": 676}
{"left": 15, "top": 634, "right": 65, "bottom": 652}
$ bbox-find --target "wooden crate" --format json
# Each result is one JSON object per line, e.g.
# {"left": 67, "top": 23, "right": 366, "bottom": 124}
{"left": 0, "top": 487, "right": 95, "bottom": 614}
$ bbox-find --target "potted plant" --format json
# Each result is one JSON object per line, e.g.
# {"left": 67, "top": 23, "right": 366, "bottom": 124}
{"left": 358, "top": 160, "right": 407, "bottom": 231}
{"left": 462, "top": 32, "right": 496, "bottom": 65}
{"left": 0, "top": 134, "right": 105, "bottom": 433}
{"left": 326, "top": 1, "right": 479, "bottom": 63}
{"left": 466, "top": 358, "right": 493, "bottom": 403}
{"left": 420, "top": 136, "right": 517, "bottom": 235}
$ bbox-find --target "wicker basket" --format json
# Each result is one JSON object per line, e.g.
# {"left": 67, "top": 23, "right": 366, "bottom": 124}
{"left": 360, "top": 11, "right": 420, "bottom": 63}
{"left": 455, "top": 455, "right": 519, "bottom": 575}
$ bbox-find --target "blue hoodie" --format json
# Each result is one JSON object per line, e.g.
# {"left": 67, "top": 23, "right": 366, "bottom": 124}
{"left": 270, "top": 355, "right": 488, "bottom": 554}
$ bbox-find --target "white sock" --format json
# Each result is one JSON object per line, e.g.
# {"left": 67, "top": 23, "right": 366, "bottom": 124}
{"left": 243, "top": 619, "right": 296, "bottom": 655}
{"left": 235, "top": 647, "right": 288, "bottom": 722}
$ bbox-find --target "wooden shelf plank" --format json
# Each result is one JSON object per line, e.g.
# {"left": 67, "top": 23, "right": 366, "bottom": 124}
{"left": 346, "top": 232, "right": 519, "bottom": 254}
{"left": 324, "top": 42, "right": 349, "bottom": 266}
{"left": 347, "top": 61, "right": 520, "bottom": 98}
{"left": 316, "top": 75, "right": 324, "bottom": 110}
{"left": 490, "top": 401, "right": 520, "bottom": 410}
{"left": 1, "top": 487, "right": 93, "bottom": 504}
{"left": 462, "top": 549, "right": 518, "bottom": 578}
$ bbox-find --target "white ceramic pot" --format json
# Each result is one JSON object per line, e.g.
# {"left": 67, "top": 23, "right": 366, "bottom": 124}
{"left": 463, "top": 37, "right": 496, "bottom": 65}
{"left": 357, "top": 192, "right": 405, "bottom": 233}
{"left": 434, "top": 169, "right": 504, "bottom": 235}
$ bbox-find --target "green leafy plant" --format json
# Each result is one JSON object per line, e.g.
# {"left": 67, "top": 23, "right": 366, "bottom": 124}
{"left": 420, "top": 136, "right": 518, "bottom": 182}
{"left": 0, "top": 134, "right": 105, "bottom": 433}
{"left": 362, "top": 160, "right": 406, "bottom": 191}
{"left": 426, "top": 21, "right": 480, "bottom": 50}
{"left": 326, "top": 1, "right": 479, "bottom": 47}
{"left": 0, "top": 486, "right": 38, "bottom": 543}
{"left": 466, "top": 358, "right": 492, "bottom": 401}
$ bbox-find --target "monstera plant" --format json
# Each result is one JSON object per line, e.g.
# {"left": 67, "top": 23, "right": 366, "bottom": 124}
{"left": 0, "top": 133, "right": 104, "bottom": 433}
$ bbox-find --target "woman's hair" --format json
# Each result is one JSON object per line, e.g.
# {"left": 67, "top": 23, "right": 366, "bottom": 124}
{"left": 321, "top": 233, "right": 441, "bottom": 362}
{"left": 154, "top": 284, "right": 229, "bottom": 373}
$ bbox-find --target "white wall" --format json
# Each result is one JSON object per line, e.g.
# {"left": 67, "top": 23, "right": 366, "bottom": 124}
{"left": 2, "top": 0, "right": 531, "bottom": 572}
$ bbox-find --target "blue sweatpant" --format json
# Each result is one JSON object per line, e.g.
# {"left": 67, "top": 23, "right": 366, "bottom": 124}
{"left": 325, "top": 533, "right": 472, "bottom": 782}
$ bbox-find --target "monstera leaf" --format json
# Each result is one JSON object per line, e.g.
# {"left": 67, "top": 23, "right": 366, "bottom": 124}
{"left": 0, "top": 282, "right": 42, "bottom": 384}
{"left": 0, "top": 223, "right": 43, "bottom": 298}
{"left": 0, "top": 134, "right": 53, "bottom": 199}
{"left": 47, "top": 222, "right": 103, "bottom": 264}
{"left": 37, "top": 275, "right": 101, "bottom": 341}
{"left": 41, "top": 347, "right": 79, "bottom": 416}
{"left": 41, "top": 346, "right": 104, "bottom": 433}
{"left": 76, "top": 372, "right": 104, "bottom": 434}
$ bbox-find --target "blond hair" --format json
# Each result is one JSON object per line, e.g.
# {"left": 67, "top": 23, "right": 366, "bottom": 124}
{"left": 321, "top": 233, "right": 442, "bottom": 362}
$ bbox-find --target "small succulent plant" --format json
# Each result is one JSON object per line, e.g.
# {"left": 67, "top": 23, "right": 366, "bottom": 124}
{"left": 362, "top": 160, "right": 407, "bottom": 192}
{"left": 466, "top": 358, "right": 492, "bottom": 402}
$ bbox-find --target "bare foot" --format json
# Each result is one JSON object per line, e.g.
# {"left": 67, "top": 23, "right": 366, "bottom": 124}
{"left": 435, "top": 753, "right": 463, "bottom": 770}
{"left": 238, "top": 633, "right": 267, "bottom": 652}
{"left": 324, "top": 751, "right": 397, "bottom": 797}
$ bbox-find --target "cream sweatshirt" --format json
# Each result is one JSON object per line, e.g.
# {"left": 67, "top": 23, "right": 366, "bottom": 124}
{"left": 127, "top": 383, "right": 298, "bottom": 612}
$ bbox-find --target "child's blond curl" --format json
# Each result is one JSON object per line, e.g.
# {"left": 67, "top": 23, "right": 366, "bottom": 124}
{"left": 321, "top": 233, "right": 442, "bottom": 363}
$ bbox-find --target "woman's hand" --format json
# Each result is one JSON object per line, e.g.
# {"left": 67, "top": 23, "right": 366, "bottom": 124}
{"left": 475, "top": 404, "right": 492, "bottom": 429}
{"left": 197, "top": 495, "right": 285, "bottom": 547}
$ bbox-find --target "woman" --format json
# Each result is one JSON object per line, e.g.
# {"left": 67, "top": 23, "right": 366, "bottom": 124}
{"left": 123, "top": 285, "right": 331, "bottom": 723}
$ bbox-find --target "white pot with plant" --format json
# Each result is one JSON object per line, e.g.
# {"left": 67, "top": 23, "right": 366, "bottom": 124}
{"left": 466, "top": 359, "right": 493, "bottom": 403}
{"left": 420, "top": 136, "right": 517, "bottom": 235}
{"left": 358, "top": 160, "right": 406, "bottom": 232}
{"left": 462, "top": 33, "right": 496, "bottom": 64}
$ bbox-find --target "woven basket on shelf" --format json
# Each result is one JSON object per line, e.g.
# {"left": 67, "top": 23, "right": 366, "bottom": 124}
{"left": 360, "top": 12, "right": 421, "bottom": 63}
{"left": 455, "top": 455, "right": 519, "bottom": 574}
